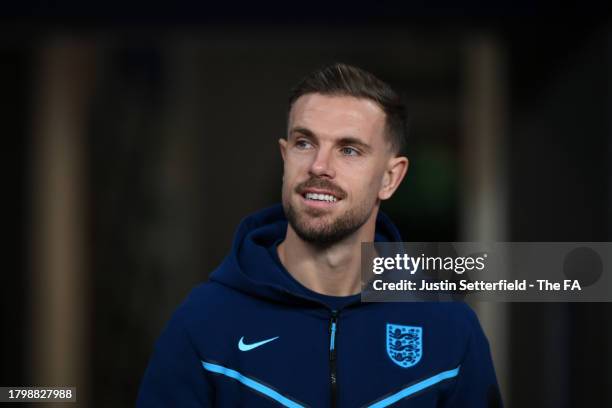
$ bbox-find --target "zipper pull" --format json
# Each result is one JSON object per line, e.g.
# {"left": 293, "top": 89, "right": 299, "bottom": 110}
{"left": 329, "top": 310, "right": 338, "bottom": 361}
{"left": 328, "top": 309, "right": 339, "bottom": 407}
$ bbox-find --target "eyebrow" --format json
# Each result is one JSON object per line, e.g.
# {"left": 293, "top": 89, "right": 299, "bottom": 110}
{"left": 289, "top": 126, "right": 373, "bottom": 153}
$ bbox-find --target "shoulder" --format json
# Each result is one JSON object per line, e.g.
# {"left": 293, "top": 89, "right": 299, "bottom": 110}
{"left": 417, "top": 302, "right": 490, "bottom": 358}
{"left": 426, "top": 302, "right": 491, "bottom": 354}
{"left": 442, "top": 301, "right": 481, "bottom": 327}
{"left": 151, "top": 280, "right": 243, "bottom": 352}
{"left": 170, "top": 281, "right": 237, "bottom": 325}
{"left": 438, "top": 302, "right": 483, "bottom": 334}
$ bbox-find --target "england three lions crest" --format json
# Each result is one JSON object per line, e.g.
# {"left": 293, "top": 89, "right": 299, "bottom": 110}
{"left": 386, "top": 324, "right": 423, "bottom": 368}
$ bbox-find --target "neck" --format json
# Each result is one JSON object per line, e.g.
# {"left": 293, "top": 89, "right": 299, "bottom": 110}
{"left": 277, "top": 209, "right": 379, "bottom": 297}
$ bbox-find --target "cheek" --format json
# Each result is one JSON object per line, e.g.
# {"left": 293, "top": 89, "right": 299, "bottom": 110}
{"left": 282, "top": 170, "right": 294, "bottom": 189}
{"left": 282, "top": 157, "right": 306, "bottom": 192}
{"left": 344, "top": 168, "right": 383, "bottom": 200}
{"left": 284, "top": 154, "right": 310, "bottom": 177}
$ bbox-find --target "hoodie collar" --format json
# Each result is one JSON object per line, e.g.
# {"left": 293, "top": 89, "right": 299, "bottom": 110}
{"left": 209, "top": 204, "right": 402, "bottom": 307}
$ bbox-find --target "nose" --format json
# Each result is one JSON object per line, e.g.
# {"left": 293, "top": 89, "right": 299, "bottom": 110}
{"left": 309, "top": 146, "right": 335, "bottom": 178}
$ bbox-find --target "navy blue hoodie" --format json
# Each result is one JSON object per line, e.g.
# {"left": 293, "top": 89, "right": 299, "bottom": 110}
{"left": 137, "top": 205, "right": 502, "bottom": 407}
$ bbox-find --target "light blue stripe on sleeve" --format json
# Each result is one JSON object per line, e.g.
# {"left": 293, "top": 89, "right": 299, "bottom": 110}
{"left": 367, "top": 366, "right": 460, "bottom": 408}
{"left": 202, "top": 361, "right": 305, "bottom": 408}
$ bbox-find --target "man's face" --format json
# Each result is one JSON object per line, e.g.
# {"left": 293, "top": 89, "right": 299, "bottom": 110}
{"left": 279, "top": 93, "right": 398, "bottom": 246}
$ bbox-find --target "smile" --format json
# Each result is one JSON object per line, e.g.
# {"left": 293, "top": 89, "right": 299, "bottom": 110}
{"left": 304, "top": 192, "right": 338, "bottom": 203}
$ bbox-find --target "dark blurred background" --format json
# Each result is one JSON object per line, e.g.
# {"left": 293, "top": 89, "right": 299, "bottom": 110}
{"left": 4, "top": 3, "right": 612, "bottom": 407}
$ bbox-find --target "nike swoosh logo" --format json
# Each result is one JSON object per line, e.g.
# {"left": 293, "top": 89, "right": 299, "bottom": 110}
{"left": 238, "top": 336, "right": 279, "bottom": 351}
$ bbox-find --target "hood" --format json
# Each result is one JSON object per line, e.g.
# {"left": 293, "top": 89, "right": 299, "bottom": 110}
{"left": 209, "top": 204, "right": 402, "bottom": 307}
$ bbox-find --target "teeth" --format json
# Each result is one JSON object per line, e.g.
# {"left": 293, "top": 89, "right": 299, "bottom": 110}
{"left": 305, "top": 192, "right": 338, "bottom": 202}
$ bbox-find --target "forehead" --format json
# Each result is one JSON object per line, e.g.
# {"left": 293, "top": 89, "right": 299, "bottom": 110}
{"left": 289, "top": 94, "right": 387, "bottom": 142}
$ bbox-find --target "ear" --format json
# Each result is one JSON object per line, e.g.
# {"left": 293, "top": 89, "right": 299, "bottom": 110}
{"left": 279, "top": 138, "right": 287, "bottom": 162}
{"left": 378, "top": 156, "right": 409, "bottom": 200}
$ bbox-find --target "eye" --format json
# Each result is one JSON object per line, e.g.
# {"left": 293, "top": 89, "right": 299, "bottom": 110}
{"left": 340, "top": 146, "right": 360, "bottom": 156}
{"left": 295, "top": 139, "right": 313, "bottom": 150}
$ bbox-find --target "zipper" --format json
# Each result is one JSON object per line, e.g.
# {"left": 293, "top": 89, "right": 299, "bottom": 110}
{"left": 329, "top": 310, "right": 339, "bottom": 408}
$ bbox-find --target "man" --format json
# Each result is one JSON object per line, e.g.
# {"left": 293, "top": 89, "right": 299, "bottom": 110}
{"left": 137, "top": 63, "right": 502, "bottom": 407}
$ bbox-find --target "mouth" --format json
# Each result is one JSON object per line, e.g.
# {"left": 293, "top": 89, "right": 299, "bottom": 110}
{"left": 303, "top": 191, "right": 339, "bottom": 203}
{"left": 299, "top": 189, "right": 342, "bottom": 208}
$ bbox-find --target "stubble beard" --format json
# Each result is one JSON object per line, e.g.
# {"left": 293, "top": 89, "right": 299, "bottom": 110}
{"left": 283, "top": 193, "right": 374, "bottom": 247}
